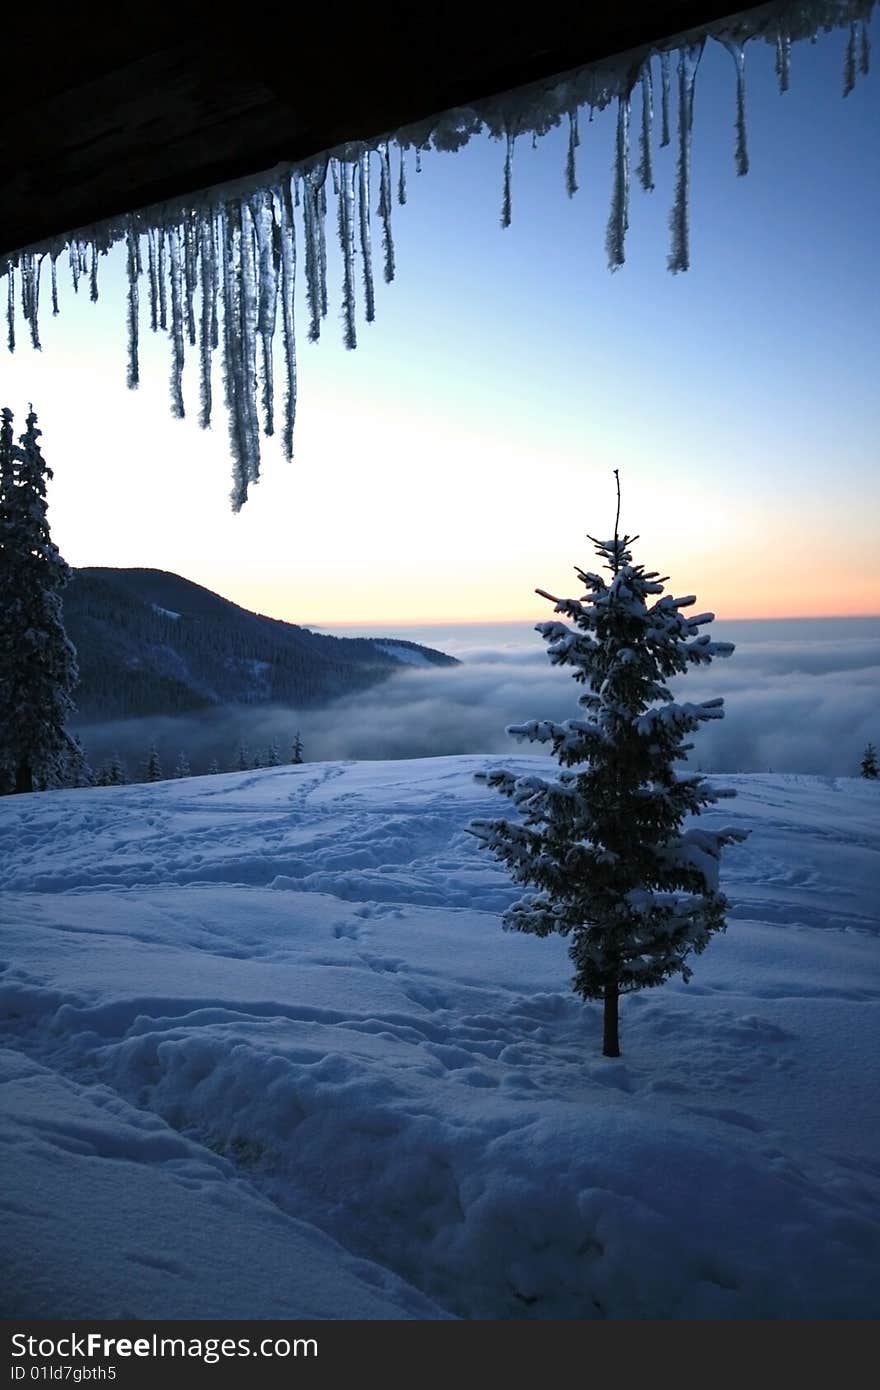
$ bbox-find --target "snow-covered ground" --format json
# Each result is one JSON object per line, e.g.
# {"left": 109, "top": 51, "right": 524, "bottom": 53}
{"left": 1, "top": 757, "right": 878, "bottom": 1320}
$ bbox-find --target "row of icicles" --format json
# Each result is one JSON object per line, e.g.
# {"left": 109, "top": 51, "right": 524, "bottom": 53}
{"left": 1, "top": 6, "right": 874, "bottom": 508}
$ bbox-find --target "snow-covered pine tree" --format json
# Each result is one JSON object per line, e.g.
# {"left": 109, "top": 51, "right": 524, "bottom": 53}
{"left": 107, "top": 752, "right": 127, "bottom": 786}
{"left": 0, "top": 406, "right": 79, "bottom": 794}
{"left": 62, "top": 735, "right": 94, "bottom": 788}
{"left": 470, "top": 474, "right": 748, "bottom": 1057}
{"left": 266, "top": 741, "right": 281, "bottom": 767}
{"left": 145, "top": 744, "right": 163, "bottom": 782}
{"left": 861, "top": 743, "right": 879, "bottom": 779}
{"left": 291, "top": 732, "right": 304, "bottom": 765}
{"left": 173, "top": 750, "right": 190, "bottom": 778}
{"left": 208, "top": 758, "right": 220, "bottom": 775}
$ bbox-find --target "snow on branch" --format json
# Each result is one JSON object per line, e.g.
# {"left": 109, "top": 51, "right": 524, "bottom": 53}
{"left": 0, "top": 0, "right": 874, "bottom": 508}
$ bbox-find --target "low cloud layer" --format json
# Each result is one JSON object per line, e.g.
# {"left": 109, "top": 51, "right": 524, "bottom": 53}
{"left": 75, "top": 620, "right": 879, "bottom": 780}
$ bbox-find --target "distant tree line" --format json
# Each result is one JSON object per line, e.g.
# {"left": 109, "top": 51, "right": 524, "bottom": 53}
{"left": 68, "top": 732, "right": 308, "bottom": 788}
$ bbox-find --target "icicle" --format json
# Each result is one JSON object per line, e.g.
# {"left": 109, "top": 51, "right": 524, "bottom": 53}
{"left": 251, "top": 190, "right": 278, "bottom": 436}
{"left": 302, "top": 176, "right": 319, "bottom": 343}
{"left": 358, "top": 152, "right": 376, "bottom": 323}
{"left": 210, "top": 213, "right": 220, "bottom": 351}
{"left": 860, "top": 21, "right": 871, "bottom": 75}
{"left": 22, "top": 255, "right": 42, "bottom": 351}
{"left": 303, "top": 163, "right": 328, "bottom": 342}
{"left": 338, "top": 161, "right": 357, "bottom": 349}
{"left": 198, "top": 214, "right": 215, "bottom": 428}
{"left": 660, "top": 51, "right": 671, "bottom": 147}
{"left": 167, "top": 223, "right": 185, "bottom": 418}
{"left": 277, "top": 178, "right": 298, "bottom": 461}
{"left": 7, "top": 268, "right": 15, "bottom": 353}
{"left": 415, "top": 146, "right": 422, "bottom": 173}
{"left": 69, "top": 243, "right": 81, "bottom": 294}
{"left": 317, "top": 181, "right": 329, "bottom": 319}
{"left": 126, "top": 226, "right": 140, "bottom": 389}
{"left": 238, "top": 199, "right": 262, "bottom": 494}
{"left": 33, "top": 255, "right": 43, "bottom": 350}
{"left": 606, "top": 94, "right": 631, "bottom": 270}
{"left": 531, "top": 130, "right": 538, "bottom": 150}
{"left": 220, "top": 205, "right": 249, "bottom": 510}
{"left": 294, "top": 177, "right": 301, "bottom": 208}
{"left": 89, "top": 242, "right": 99, "bottom": 303}
{"left": 157, "top": 231, "right": 168, "bottom": 330}
{"left": 331, "top": 159, "right": 340, "bottom": 196}
{"left": 20, "top": 257, "right": 30, "bottom": 328}
{"left": 566, "top": 111, "right": 579, "bottom": 197}
{"left": 397, "top": 146, "right": 407, "bottom": 205}
{"left": 184, "top": 213, "right": 198, "bottom": 346}
{"left": 501, "top": 129, "right": 515, "bottom": 228}
{"left": 775, "top": 32, "right": 791, "bottom": 92}
{"left": 636, "top": 65, "right": 654, "bottom": 192}
{"left": 722, "top": 42, "right": 749, "bottom": 176}
{"left": 844, "top": 23, "right": 857, "bottom": 94}
{"left": 147, "top": 229, "right": 159, "bottom": 333}
{"left": 378, "top": 142, "right": 395, "bottom": 282}
{"left": 668, "top": 43, "right": 704, "bottom": 274}
{"left": 50, "top": 254, "right": 59, "bottom": 317}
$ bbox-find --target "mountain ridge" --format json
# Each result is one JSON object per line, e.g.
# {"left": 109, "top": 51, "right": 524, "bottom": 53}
{"left": 64, "top": 566, "right": 458, "bottom": 721}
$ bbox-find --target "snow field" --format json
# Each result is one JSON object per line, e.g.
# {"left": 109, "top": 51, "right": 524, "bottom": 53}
{"left": 1, "top": 757, "right": 878, "bottom": 1318}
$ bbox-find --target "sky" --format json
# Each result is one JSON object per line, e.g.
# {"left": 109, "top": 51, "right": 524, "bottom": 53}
{"left": 2, "top": 17, "right": 878, "bottom": 626}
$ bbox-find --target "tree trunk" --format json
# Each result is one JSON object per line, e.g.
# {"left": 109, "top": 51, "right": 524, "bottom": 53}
{"left": 602, "top": 983, "right": 620, "bottom": 1057}
{"left": 14, "top": 758, "right": 33, "bottom": 794}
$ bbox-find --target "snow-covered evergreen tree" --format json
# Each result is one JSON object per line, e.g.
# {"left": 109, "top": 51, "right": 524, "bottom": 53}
{"left": 291, "top": 732, "right": 304, "bottom": 765}
{"left": 208, "top": 758, "right": 220, "bottom": 775}
{"left": 173, "top": 750, "right": 190, "bottom": 778}
{"left": 470, "top": 476, "right": 747, "bottom": 1057}
{"left": 0, "top": 406, "right": 79, "bottom": 794}
{"left": 266, "top": 740, "right": 281, "bottom": 767}
{"left": 236, "top": 743, "right": 250, "bottom": 771}
{"left": 107, "top": 752, "right": 127, "bottom": 786}
{"left": 63, "top": 735, "right": 94, "bottom": 788}
{"left": 861, "top": 743, "right": 879, "bottom": 779}
{"left": 145, "top": 744, "right": 163, "bottom": 782}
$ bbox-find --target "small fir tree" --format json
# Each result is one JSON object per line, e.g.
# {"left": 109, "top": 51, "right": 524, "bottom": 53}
{"left": 266, "top": 740, "right": 281, "bottom": 767}
{"left": 0, "top": 406, "right": 79, "bottom": 794}
{"left": 173, "top": 750, "right": 191, "bottom": 778}
{"left": 291, "top": 732, "right": 304, "bottom": 765}
{"left": 107, "top": 752, "right": 127, "bottom": 786}
{"left": 470, "top": 475, "right": 748, "bottom": 1057}
{"left": 861, "top": 743, "right": 878, "bottom": 779}
{"left": 208, "top": 758, "right": 220, "bottom": 775}
{"left": 145, "top": 744, "right": 163, "bottom": 782}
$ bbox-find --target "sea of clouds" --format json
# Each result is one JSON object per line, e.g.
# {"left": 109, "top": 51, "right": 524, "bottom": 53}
{"left": 75, "top": 617, "right": 880, "bottom": 781}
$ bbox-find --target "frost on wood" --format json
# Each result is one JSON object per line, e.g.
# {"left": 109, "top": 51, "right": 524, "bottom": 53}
{"left": 0, "top": 0, "right": 873, "bottom": 509}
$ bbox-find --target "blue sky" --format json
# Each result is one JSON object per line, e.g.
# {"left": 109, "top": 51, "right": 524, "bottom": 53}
{"left": 2, "top": 17, "right": 878, "bottom": 623}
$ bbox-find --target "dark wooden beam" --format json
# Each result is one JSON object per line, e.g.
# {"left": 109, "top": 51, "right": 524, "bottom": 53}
{"left": 2, "top": 3, "right": 747, "bottom": 258}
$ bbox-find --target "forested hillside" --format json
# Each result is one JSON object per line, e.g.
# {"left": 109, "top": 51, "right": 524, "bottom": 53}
{"left": 64, "top": 568, "right": 456, "bottom": 719}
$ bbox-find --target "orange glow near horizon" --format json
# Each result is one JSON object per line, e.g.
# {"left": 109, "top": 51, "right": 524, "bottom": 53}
{"left": 208, "top": 572, "right": 879, "bottom": 631}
